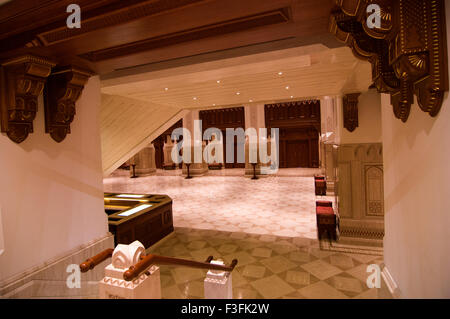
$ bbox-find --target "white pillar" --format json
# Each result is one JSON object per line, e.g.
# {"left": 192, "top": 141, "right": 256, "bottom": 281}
{"left": 244, "top": 104, "right": 266, "bottom": 176}
{"left": 182, "top": 110, "right": 208, "bottom": 176}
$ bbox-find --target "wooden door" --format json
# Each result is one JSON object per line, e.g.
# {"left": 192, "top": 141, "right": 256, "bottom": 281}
{"left": 286, "top": 140, "right": 310, "bottom": 168}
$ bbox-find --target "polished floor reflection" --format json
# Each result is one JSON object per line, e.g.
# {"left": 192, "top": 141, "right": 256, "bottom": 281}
{"left": 104, "top": 169, "right": 319, "bottom": 238}
{"left": 149, "top": 228, "right": 390, "bottom": 299}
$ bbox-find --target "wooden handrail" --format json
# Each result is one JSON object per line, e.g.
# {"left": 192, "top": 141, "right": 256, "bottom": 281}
{"left": 80, "top": 250, "right": 238, "bottom": 282}
{"left": 123, "top": 254, "right": 238, "bottom": 281}
{"left": 80, "top": 248, "right": 114, "bottom": 273}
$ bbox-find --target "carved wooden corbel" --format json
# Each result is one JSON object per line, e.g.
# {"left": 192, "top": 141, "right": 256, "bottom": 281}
{"left": 330, "top": 0, "right": 448, "bottom": 122}
{"left": 343, "top": 93, "right": 361, "bottom": 132}
{"left": 0, "top": 55, "right": 55, "bottom": 143}
{"left": 44, "top": 67, "right": 93, "bottom": 142}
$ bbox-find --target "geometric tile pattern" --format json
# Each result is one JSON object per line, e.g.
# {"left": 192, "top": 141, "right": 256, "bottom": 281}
{"left": 149, "top": 228, "right": 391, "bottom": 299}
{"left": 103, "top": 169, "right": 391, "bottom": 299}
{"left": 104, "top": 169, "right": 318, "bottom": 238}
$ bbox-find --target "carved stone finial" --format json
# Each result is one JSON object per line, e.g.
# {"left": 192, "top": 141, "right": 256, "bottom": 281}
{"left": 0, "top": 55, "right": 55, "bottom": 143}
{"left": 330, "top": 0, "right": 448, "bottom": 122}
{"left": 111, "top": 240, "right": 145, "bottom": 270}
{"left": 44, "top": 66, "right": 93, "bottom": 142}
{"left": 343, "top": 93, "right": 360, "bottom": 132}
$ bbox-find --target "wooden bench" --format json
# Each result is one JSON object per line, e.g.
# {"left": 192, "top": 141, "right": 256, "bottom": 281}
{"left": 316, "top": 201, "right": 338, "bottom": 241}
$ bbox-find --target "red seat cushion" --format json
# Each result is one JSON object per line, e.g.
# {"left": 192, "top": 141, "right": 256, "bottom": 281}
{"left": 316, "top": 201, "right": 332, "bottom": 207}
{"left": 316, "top": 206, "right": 334, "bottom": 215}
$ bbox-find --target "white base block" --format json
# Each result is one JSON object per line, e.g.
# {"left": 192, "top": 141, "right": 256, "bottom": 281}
{"left": 99, "top": 265, "right": 161, "bottom": 299}
{"left": 204, "top": 261, "right": 233, "bottom": 299}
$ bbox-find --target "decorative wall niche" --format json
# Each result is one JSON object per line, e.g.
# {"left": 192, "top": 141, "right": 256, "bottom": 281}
{"left": 44, "top": 67, "right": 93, "bottom": 142}
{"left": 330, "top": 0, "right": 449, "bottom": 122}
{"left": 343, "top": 93, "right": 360, "bottom": 132}
{"left": 0, "top": 55, "right": 55, "bottom": 143}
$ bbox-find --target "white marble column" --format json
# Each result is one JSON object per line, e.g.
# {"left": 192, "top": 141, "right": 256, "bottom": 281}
{"left": 244, "top": 104, "right": 266, "bottom": 177}
{"left": 163, "top": 135, "right": 177, "bottom": 170}
{"left": 182, "top": 110, "right": 208, "bottom": 176}
{"left": 320, "top": 95, "right": 341, "bottom": 193}
{"left": 133, "top": 143, "right": 157, "bottom": 176}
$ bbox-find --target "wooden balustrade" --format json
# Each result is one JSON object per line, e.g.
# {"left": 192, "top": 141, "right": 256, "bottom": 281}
{"left": 79, "top": 249, "right": 238, "bottom": 282}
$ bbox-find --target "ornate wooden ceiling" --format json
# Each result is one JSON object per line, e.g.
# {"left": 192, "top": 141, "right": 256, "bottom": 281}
{"left": 0, "top": 0, "right": 338, "bottom": 75}
{"left": 330, "top": 0, "right": 449, "bottom": 122}
{"left": 0, "top": 0, "right": 339, "bottom": 143}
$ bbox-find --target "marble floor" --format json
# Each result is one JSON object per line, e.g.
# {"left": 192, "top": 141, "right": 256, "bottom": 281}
{"left": 104, "top": 169, "right": 321, "bottom": 238}
{"left": 103, "top": 168, "right": 390, "bottom": 299}
{"left": 148, "top": 228, "right": 391, "bottom": 299}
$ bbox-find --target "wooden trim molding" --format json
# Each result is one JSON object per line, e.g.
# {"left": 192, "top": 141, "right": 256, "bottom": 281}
{"left": 44, "top": 67, "right": 93, "bottom": 142}
{"left": 330, "top": 0, "right": 449, "bottom": 122}
{"left": 0, "top": 55, "right": 55, "bottom": 143}
{"left": 343, "top": 93, "right": 360, "bottom": 132}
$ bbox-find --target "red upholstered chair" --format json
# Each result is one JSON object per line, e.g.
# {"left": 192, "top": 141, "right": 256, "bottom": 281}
{"left": 315, "top": 201, "right": 337, "bottom": 241}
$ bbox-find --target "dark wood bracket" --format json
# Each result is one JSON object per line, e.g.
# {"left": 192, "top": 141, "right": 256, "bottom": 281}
{"left": 330, "top": 0, "right": 449, "bottom": 122}
{"left": 0, "top": 55, "right": 55, "bottom": 143}
{"left": 44, "top": 67, "right": 93, "bottom": 143}
{"left": 343, "top": 93, "right": 360, "bottom": 132}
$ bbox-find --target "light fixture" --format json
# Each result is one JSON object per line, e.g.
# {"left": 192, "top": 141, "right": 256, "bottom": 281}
{"left": 193, "top": 97, "right": 197, "bottom": 100}
{"left": 285, "top": 86, "right": 290, "bottom": 90}
{"left": 236, "top": 92, "right": 240, "bottom": 95}
{"left": 249, "top": 99, "right": 253, "bottom": 102}
{"left": 290, "top": 96, "right": 294, "bottom": 99}
{"left": 118, "top": 204, "right": 153, "bottom": 217}
{"left": 116, "top": 194, "right": 146, "bottom": 198}
{"left": 164, "top": 87, "right": 169, "bottom": 91}
{"left": 278, "top": 72, "right": 283, "bottom": 76}
{"left": 217, "top": 80, "right": 221, "bottom": 84}
{"left": 213, "top": 104, "right": 216, "bottom": 106}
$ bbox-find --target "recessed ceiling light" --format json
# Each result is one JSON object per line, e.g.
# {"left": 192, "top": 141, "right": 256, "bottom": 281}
{"left": 278, "top": 72, "right": 283, "bottom": 76}
{"left": 213, "top": 104, "right": 216, "bottom": 106}
{"left": 164, "top": 87, "right": 169, "bottom": 91}
{"left": 193, "top": 97, "right": 197, "bottom": 100}
{"left": 236, "top": 92, "right": 241, "bottom": 95}
{"left": 249, "top": 99, "right": 253, "bottom": 102}
{"left": 285, "top": 86, "right": 290, "bottom": 90}
{"left": 217, "top": 80, "right": 221, "bottom": 84}
{"left": 290, "top": 96, "right": 294, "bottom": 99}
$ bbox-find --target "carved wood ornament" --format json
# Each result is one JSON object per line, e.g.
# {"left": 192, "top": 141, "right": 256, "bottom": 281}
{"left": 44, "top": 67, "right": 93, "bottom": 142}
{"left": 330, "top": 0, "right": 449, "bottom": 122}
{"left": 0, "top": 56, "right": 55, "bottom": 143}
{"left": 343, "top": 93, "right": 360, "bottom": 132}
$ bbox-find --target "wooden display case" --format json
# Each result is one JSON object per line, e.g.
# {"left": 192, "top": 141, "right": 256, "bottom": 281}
{"left": 104, "top": 193, "right": 173, "bottom": 248}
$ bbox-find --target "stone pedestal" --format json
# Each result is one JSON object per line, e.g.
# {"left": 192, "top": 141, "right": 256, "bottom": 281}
{"left": 182, "top": 142, "right": 208, "bottom": 176}
{"left": 163, "top": 136, "right": 178, "bottom": 170}
{"left": 203, "top": 260, "right": 233, "bottom": 299}
{"left": 99, "top": 241, "right": 161, "bottom": 299}
{"left": 133, "top": 144, "right": 156, "bottom": 176}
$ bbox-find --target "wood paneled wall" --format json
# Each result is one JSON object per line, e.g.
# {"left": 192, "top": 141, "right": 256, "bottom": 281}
{"left": 265, "top": 101, "right": 321, "bottom": 168}
{"left": 200, "top": 107, "right": 245, "bottom": 168}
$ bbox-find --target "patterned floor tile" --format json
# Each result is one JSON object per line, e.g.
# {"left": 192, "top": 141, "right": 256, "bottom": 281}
{"left": 299, "top": 281, "right": 349, "bottom": 299}
{"left": 260, "top": 256, "right": 297, "bottom": 274}
{"left": 284, "top": 270, "right": 311, "bottom": 286}
{"left": 250, "top": 275, "right": 296, "bottom": 299}
{"left": 301, "top": 259, "right": 342, "bottom": 280}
